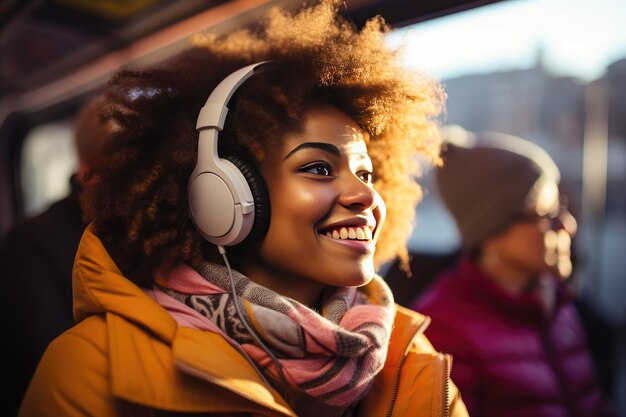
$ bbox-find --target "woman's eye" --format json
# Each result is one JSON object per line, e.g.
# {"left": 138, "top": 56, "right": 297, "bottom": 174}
{"left": 358, "top": 171, "right": 373, "bottom": 184}
{"left": 299, "top": 162, "right": 332, "bottom": 176}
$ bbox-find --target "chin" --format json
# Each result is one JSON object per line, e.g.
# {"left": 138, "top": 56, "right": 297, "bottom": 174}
{"left": 341, "top": 262, "right": 376, "bottom": 287}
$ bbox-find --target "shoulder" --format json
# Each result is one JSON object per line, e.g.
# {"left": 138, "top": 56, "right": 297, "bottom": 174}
{"left": 393, "top": 303, "right": 429, "bottom": 328}
{"left": 31, "top": 315, "right": 109, "bottom": 388}
{"left": 392, "top": 306, "right": 444, "bottom": 359}
{"left": 1, "top": 195, "right": 84, "bottom": 262}
{"left": 20, "top": 316, "right": 116, "bottom": 417}
{"left": 411, "top": 265, "right": 487, "bottom": 321}
{"left": 403, "top": 296, "right": 483, "bottom": 363}
{"left": 414, "top": 268, "right": 463, "bottom": 303}
{"left": 30, "top": 195, "right": 85, "bottom": 241}
{"left": 36, "top": 315, "right": 109, "bottom": 376}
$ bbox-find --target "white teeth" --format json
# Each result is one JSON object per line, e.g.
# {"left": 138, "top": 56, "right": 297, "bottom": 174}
{"left": 324, "top": 226, "right": 374, "bottom": 241}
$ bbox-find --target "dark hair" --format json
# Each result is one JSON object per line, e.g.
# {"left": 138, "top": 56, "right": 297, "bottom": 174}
{"left": 81, "top": 0, "right": 445, "bottom": 285}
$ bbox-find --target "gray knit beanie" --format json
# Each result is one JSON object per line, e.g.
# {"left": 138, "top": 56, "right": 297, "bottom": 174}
{"left": 436, "top": 126, "right": 560, "bottom": 249}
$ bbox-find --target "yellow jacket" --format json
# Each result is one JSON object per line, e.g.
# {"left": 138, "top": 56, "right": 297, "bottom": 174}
{"left": 20, "top": 228, "right": 468, "bottom": 417}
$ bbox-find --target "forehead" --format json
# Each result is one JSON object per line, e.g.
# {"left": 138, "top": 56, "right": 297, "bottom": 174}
{"left": 281, "top": 107, "right": 369, "bottom": 157}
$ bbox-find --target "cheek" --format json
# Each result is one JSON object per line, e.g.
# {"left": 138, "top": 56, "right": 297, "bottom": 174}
{"left": 524, "top": 229, "right": 548, "bottom": 252}
{"left": 270, "top": 181, "right": 335, "bottom": 226}
{"left": 526, "top": 231, "right": 552, "bottom": 266}
{"left": 259, "top": 182, "right": 332, "bottom": 266}
{"left": 502, "top": 227, "right": 545, "bottom": 258}
{"left": 290, "top": 187, "right": 323, "bottom": 214}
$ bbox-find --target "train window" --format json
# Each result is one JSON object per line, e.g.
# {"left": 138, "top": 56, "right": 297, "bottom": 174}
{"left": 387, "top": 0, "right": 626, "bottom": 319}
{"left": 388, "top": 4, "right": 626, "bottom": 407}
{"left": 20, "top": 120, "right": 77, "bottom": 217}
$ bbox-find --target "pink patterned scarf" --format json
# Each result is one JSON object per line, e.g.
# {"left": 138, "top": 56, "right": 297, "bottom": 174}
{"left": 154, "top": 263, "right": 394, "bottom": 417}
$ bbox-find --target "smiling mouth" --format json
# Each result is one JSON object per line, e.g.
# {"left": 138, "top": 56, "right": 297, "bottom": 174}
{"left": 322, "top": 225, "right": 373, "bottom": 241}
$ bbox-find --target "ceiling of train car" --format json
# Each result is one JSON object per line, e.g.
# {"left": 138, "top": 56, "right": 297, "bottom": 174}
{"left": 0, "top": 0, "right": 494, "bottom": 99}
{"left": 0, "top": 0, "right": 228, "bottom": 97}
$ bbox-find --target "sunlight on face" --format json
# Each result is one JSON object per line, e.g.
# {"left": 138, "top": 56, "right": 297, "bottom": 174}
{"left": 241, "top": 106, "right": 386, "bottom": 307}
{"left": 516, "top": 179, "right": 575, "bottom": 279}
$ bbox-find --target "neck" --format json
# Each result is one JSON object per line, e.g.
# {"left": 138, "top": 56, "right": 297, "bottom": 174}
{"left": 240, "top": 260, "right": 327, "bottom": 309}
{"left": 478, "top": 254, "right": 539, "bottom": 293}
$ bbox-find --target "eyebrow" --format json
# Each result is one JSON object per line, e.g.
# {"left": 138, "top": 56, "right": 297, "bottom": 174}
{"left": 283, "top": 142, "right": 340, "bottom": 160}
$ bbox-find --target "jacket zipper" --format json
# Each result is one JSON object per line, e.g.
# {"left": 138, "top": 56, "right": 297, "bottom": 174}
{"left": 429, "top": 353, "right": 451, "bottom": 417}
{"left": 439, "top": 353, "right": 451, "bottom": 417}
{"left": 385, "top": 317, "right": 432, "bottom": 417}
{"left": 385, "top": 349, "right": 409, "bottom": 417}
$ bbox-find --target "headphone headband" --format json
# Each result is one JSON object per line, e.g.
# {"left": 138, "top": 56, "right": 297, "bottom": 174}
{"left": 196, "top": 61, "right": 269, "bottom": 131}
{"left": 188, "top": 61, "right": 271, "bottom": 247}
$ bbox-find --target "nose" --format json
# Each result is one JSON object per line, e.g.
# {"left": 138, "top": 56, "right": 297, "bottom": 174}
{"left": 552, "top": 207, "right": 578, "bottom": 237}
{"left": 338, "top": 174, "right": 377, "bottom": 211}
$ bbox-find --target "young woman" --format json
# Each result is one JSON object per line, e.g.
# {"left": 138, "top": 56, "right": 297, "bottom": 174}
{"left": 20, "top": 1, "right": 468, "bottom": 416}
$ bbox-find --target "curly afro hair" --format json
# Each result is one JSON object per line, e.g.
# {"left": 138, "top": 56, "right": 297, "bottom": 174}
{"left": 81, "top": 0, "right": 446, "bottom": 285}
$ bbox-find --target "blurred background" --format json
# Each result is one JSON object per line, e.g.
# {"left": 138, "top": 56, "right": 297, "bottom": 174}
{"left": 388, "top": 0, "right": 626, "bottom": 320}
{"left": 387, "top": 1, "right": 626, "bottom": 411}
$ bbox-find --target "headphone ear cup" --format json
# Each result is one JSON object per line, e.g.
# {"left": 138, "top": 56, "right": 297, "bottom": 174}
{"left": 225, "top": 155, "right": 270, "bottom": 245}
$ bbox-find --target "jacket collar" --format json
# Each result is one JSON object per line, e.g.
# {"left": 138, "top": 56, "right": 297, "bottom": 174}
{"left": 358, "top": 304, "right": 430, "bottom": 416}
{"left": 72, "top": 227, "right": 427, "bottom": 416}
{"left": 457, "top": 256, "right": 573, "bottom": 323}
{"left": 72, "top": 225, "right": 177, "bottom": 341}
{"left": 73, "top": 227, "right": 295, "bottom": 416}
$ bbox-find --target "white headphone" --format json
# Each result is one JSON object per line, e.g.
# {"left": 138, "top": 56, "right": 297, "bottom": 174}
{"left": 188, "top": 62, "right": 270, "bottom": 246}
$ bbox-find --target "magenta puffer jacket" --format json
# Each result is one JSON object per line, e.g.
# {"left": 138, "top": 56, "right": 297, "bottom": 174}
{"left": 411, "top": 257, "right": 616, "bottom": 417}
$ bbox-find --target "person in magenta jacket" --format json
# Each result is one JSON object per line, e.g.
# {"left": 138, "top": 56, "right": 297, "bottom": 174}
{"left": 412, "top": 128, "right": 616, "bottom": 417}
